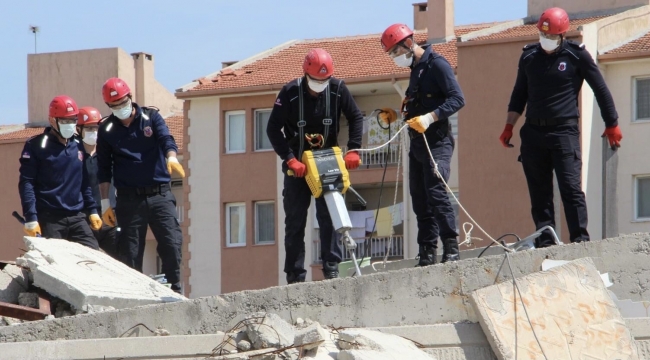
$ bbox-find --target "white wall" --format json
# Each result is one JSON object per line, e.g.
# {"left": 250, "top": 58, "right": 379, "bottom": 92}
{"left": 187, "top": 97, "right": 222, "bottom": 297}
{"left": 604, "top": 59, "right": 650, "bottom": 234}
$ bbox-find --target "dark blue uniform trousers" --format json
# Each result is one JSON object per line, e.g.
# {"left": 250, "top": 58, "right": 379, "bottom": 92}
{"left": 519, "top": 121, "right": 590, "bottom": 246}
{"left": 409, "top": 132, "right": 458, "bottom": 246}
{"left": 282, "top": 161, "right": 343, "bottom": 282}
{"left": 40, "top": 211, "right": 99, "bottom": 250}
{"left": 115, "top": 187, "right": 182, "bottom": 285}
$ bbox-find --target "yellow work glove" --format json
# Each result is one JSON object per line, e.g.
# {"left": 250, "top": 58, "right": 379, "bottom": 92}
{"left": 101, "top": 199, "right": 116, "bottom": 227}
{"left": 378, "top": 108, "right": 398, "bottom": 125}
{"left": 89, "top": 214, "right": 103, "bottom": 231}
{"left": 24, "top": 221, "right": 41, "bottom": 237}
{"left": 166, "top": 156, "right": 185, "bottom": 178}
{"left": 406, "top": 113, "right": 435, "bottom": 134}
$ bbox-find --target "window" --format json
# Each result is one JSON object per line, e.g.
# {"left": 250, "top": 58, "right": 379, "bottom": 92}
{"left": 255, "top": 202, "right": 275, "bottom": 244}
{"left": 226, "top": 203, "right": 246, "bottom": 247}
{"left": 448, "top": 191, "right": 460, "bottom": 232}
{"left": 226, "top": 111, "right": 246, "bottom": 153}
{"left": 635, "top": 176, "right": 650, "bottom": 220}
{"left": 635, "top": 78, "right": 650, "bottom": 121}
{"left": 255, "top": 109, "right": 273, "bottom": 151}
{"left": 449, "top": 112, "right": 458, "bottom": 138}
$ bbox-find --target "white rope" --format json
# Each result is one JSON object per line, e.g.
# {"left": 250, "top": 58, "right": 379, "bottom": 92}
{"left": 458, "top": 222, "right": 483, "bottom": 248}
{"left": 344, "top": 123, "right": 410, "bottom": 155}
{"left": 422, "top": 135, "right": 512, "bottom": 253}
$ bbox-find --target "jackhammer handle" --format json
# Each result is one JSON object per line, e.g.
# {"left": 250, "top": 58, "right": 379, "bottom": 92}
{"left": 12, "top": 211, "right": 25, "bottom": 225}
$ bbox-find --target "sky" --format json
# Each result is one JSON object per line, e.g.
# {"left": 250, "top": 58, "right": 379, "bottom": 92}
{"left": 0, "top": 0, "right": 526, "bottom": 125}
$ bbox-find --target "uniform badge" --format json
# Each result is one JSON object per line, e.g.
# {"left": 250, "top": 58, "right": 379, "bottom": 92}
{"left": 21, "top": 151, "right": 30, "bottom": 159}
{"left": 275, "top": 98, "right": 282, "bottom": 106}
{"left": 558, "top": 62, "right": 567, "bottom": 71}
{"left": 143, "top": 126, "right": 153, "bottom": 137}
{"left": 78, "top": 150, "right": 84, "bottom": 161}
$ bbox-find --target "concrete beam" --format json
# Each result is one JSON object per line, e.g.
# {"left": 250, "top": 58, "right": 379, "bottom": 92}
{"left": 1, "top": 234, "right": 649, "bottom": 343}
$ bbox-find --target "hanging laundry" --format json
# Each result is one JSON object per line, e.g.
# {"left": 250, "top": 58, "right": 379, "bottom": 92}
{"left": 375, "top": 207, "right": 393, "bottom": 237}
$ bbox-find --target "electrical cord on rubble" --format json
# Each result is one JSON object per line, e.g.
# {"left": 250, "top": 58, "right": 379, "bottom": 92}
{"left": 505, "top": 252, "right": 548, "bottom": 359}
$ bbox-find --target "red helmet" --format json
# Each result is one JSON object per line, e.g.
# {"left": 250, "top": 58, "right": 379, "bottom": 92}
{"left": 537, "top": 7, "right": 570, "bottom": 35}
{"left": 102, "top": 77, "right": 131, "bottom": 103}
{"left": 49, "top": 95, "right": 78, "bottom": 118}
{"left": 302, "top": 48, "right": 333, "bottom": 78}
{"left": 77, "top": 106, "right": 102, "bottom": 126}
{"left": 381, "top": 24, "right": 414, "bottom": 52}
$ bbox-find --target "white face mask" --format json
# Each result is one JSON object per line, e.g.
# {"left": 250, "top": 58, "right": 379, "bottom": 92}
{"left": 392, "top": 53, "right": 414, "bottom": 67}
{"left": 307, "top": 77, "right": 329, "bottom": 93}
{"left": 112, "top": 99, "right": 133, "bottom": 120}
{"left": 83, "top": 130, "right": 97, "bottom": 145}
{"left": 58, "top": 123, "right": 76, "bottom": 139}
{"left": 539, "top": 35, "right": 560, "bottom": 52}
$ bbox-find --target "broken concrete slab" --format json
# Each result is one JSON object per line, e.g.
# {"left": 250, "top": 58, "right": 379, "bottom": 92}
{"left": 0, "top": 265, "right": 29, "bottom": 304}
{"left": 295, "top": 321, "right": 329, "bottom": 350}
{"left": 338, "top": 328, "right": 434, "bottom": 359}
{"left": 2, "top": 234, "right": 650, "bottom": 343}
{"left": 471, "top": 257, "right": 639, "bottom": 360}
{"left": 17, "top": 236, "right": 185, "bottom": 311}
{"left": 244, "top": 312, "right": 295, "bottom": 350}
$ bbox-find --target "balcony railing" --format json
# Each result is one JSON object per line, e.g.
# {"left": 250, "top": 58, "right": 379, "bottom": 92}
{"left": 342, "top": 144, "right": 402, "bottom": 167}
{"left": 312, "top": 235, "right": 404, "bottom": 264}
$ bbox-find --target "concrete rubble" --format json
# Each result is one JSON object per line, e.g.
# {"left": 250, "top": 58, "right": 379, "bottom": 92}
{"left": 0, "top": 233, "right": 649, "bottom": 359}
{"left": 471, "top": 257, "right": 639, "bottom": 359}
{"left": 16, "top": 236, "right": 185, "bottom": 311}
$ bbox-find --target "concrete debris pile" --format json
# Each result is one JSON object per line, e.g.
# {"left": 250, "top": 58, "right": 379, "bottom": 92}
{"left": 207, "top": 312, "right": 435, "bottom": 360}
{"left": 0, "top": 236, "right": 186, "bottom": 325}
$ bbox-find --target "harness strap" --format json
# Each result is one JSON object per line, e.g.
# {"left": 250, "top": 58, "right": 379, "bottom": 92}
{"left": 297, "top": 78, "right": 306, "bottom": 161}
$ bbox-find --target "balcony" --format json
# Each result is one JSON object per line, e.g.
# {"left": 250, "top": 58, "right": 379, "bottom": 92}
{"left": 312, "top": 235, "right": 404, "bottom": 264}
{"left": 342, "top": 143, "right": 402, "bottom": 167}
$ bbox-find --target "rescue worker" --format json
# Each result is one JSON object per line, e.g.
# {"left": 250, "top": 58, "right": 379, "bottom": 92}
{"left": 96, "top": 77, "right": 185, "bottom": 293}
{"left": 77, "top": 106, "right": 118, "bottom": 258}
{"left": 18, "top": 95, "right": 102, "bottom": 248}
{"left": 500, "top": 7, "right": 622, "bottom": 247}
{"left": 266, "top": 48, "right": 364, "bottom": 283}
{"left": 381, "top": 24, "right": 465, "bottom": 266}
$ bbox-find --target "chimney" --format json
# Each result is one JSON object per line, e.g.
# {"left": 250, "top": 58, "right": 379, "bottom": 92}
{"left": 427, "top": 0, "right": 455, "bottom": 44}
{"left": 131, "top": 52, "right": 154, "bottom": 105}
{"left": 413, "top": 2, "right": 428, "bottom": 31}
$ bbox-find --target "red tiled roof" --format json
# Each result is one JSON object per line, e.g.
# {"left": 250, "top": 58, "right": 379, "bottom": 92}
{"left": 0, "top": 128, "right": 44, "bottom": 141}
{"left": 470, "top": 17, "right": 606, "bottom": 42}
{"left": 0, "top": 115, "right": 185, "bottom": 150}
{"left": 165, "top": 115, "right": 184, "bottom": 150}
{"left": 185, "top": 25, "right": 497, "bottom": 94}
{"left": 605, "top": 31, "right": 650, "bottom": 54}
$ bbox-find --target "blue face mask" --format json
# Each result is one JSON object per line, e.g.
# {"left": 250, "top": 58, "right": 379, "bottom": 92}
{"left": 112, "top": 99, "right": 133, "bottom": 120}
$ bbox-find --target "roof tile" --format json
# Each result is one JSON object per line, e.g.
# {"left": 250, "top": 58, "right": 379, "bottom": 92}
{"left": 185, "top": 24, "right": 498, "bottom": 93}
{"left": 469, "top": 17, "right": 605, "bottom": 42}
{"left": 605, "top": 31, "right": 650, "bottom": 54}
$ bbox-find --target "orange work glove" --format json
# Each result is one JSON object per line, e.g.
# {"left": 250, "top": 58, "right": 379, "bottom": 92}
{"left": 601, "top": 125, "right": 622, "bottom": 150}
{"left": 287, "top": 158, "right": 306, "bottom": 177}
{"left": 499, "top": 124, "right": 514, "bottom": 148}
{"left": 343, "top": 151, "right": 361, "bottom": 170}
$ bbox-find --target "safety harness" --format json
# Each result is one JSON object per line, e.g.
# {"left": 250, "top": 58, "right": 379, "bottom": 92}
{"left": 296, "top": 78, "right": 338, "bottom": 161}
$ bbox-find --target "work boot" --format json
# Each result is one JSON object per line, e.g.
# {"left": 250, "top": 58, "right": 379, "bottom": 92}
{"left": 441, "top": 238, "right": 460, "bottom": 263}
{"left": 286, "top": 273, "right": 305, "bottom": 285}
{"left": 322, "top": 261, "right": 339, "bottom": 280}
{"left": 416, "top": 244, "right": 436, "bottom": 267}
{"left": 171, "top": 283, "right": 182, "bottom": 295}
